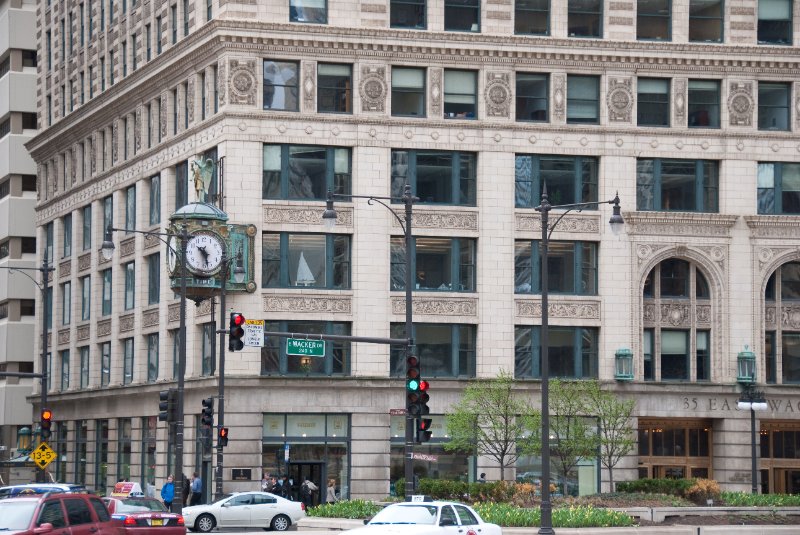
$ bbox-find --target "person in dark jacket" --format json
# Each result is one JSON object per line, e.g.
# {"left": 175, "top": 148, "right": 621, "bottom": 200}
{"left": 161, "top": 475, "right": 175, "bottom": 512}
{"left": 182, "top": 474, "right": 191, "bottom": 507}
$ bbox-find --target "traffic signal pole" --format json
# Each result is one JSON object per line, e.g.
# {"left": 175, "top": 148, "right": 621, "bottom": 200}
{"left": 214, "top": 256, "right": 228, "bottom": 501}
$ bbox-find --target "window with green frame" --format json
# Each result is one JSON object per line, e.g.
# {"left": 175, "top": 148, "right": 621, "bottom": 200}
{"left": 94, "top": 421, "right": 109, "bottom": 495}
{"left": 123, "top": 338, "right": 134, "bottom": 385}
{"left": 764, "top": 261, "right": 800, "bottom": 384}
{"left": 60, "top": 349, "right": 69, "bottom": 391}
{"left": 758, "top": 162, "right": 800, "bottom": 214}
{"left": 118, "top": 418, "right": 132, "bottom": 481}
{"left": 390, "top": 236, "right": 476, "bottom": 292}
{"left": 758, "top": 0, "right": 792, "bottom": 45}
{"left": 82, "top": 205, "right": 92, "bottom": 251}
{"left": 391, "top": 150, "right": 476, "bottom": 205}
{"left": 102, "top": 195, "right": 113, "bottom": 236}
{"left": 201, "top": 323, "right": 214, "bottom": 376}
{"left": 141, "top": 416, "right": 157, "bottom": 489}
{"left": 262, "top": 233, "right": 351, "bottom": 289}
{"left": 637, "top": 0, "right": 671, "bottom": 41}
{"left": 636, "top": 158, "right": 718, "bottom": 212}
{"left": 689, "top": 0, "right": 723, "bottom": 43}
{"left": 390, "top": 0, "right": 425, "bottom": 29}
{"left": 80, "top": 275, "right": 90, "bottom": 321}
{"left": 148, "top": 253, "right": 160, "bottom": 304}
{"left": 515, "top": 240, "right": 597, "bottom": 295}
{"left": 100, "top": 341, "right": 111, "bottom": 386}
{"left": 75, "top": 420, "right": 88, "bottom": 485}
{"left": 515, "top": 0, "right": 549, "bottom": 35}
{"left": 568, "top": 0, "right": 602, "bottom": 37}
{"left": 101, "top": 269, "right": 112, "bottom": 316}
{"left": 515, "top": 154, "right": 598, "bottom": 208}
{"left": 261, "top": 321, "right": 351, "bottom": 376}
{"left": 514, "top": 325, "right": 598, "bottom": 379}
{"left": 80, "top": 346, "right": 89, "bottom": 388}
{"left": 62, "top": 214, "right": 72, "bottom": 257}
{"left": 758, "top": 82, "right": 791, "bottom": 131}
{"left": 262, "top": 144, "right": 351, "bottom": 200}
{"left": 390, "top": 323, "right": 476, "bottom": 378}
{"left": 149, "top": 174, "right": 161, "bottom": 225}
{"left": 147, "top": 333, "right": 159, "bottom": 383}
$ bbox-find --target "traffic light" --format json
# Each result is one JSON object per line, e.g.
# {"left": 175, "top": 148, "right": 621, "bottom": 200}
{"left": 229, "top": 312, "right": 246, "bottom": 351}
{"left": 40, "top": 408, "right": 53, "bottom": 440}
{"left": 218, "top": 427, "right": 229, "bottom": 447}
{"left": 416, "top": 418, "right": 433, "bottom": 443}
{"left": 158, "top": 389, "right": 177, "bottom": 423}
{"left": 201, "top": 397, "right": 214, "bottom": 428}
{"left": 418, "top": 379, "right": 430, "bottom": 416}
{"left": 406, "top": 355, "right": 422, "bottom": 416}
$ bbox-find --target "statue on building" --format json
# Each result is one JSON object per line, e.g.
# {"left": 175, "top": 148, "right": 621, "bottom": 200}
{"left": 191, "top": 157, "right": 215, "bottom": 203}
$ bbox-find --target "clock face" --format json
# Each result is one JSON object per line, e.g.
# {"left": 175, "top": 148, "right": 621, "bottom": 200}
{"left": 167, "top": 236, "right": 178, "bottom": 275}
{"left": 186, "top": 232, "right": 224, "bottom": 276}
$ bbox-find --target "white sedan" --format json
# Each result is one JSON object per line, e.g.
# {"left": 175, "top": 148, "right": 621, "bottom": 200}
{"left": 342, "top": 501, "right": 502, "bottom": 535}
{"left": 182, "top": 491, "right": 305, "bottom": 532}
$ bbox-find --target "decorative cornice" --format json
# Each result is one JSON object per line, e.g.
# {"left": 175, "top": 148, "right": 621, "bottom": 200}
{"left": 262, "top": 294, "right": 352, "bottom": 314}
{"left": 120, "top": 236, "right": 136, "bottom": 258}
{"left": 143, "top": 307, "right": 160, "bottom": 328}
{"left": 516, "top": 212, "right": 599, "bottom": 234}
{"left": 407, "top": 210, "right": 478, "bottom": 232}
{"left": 168, "top": 302, "right": 181, "bottom": 323}
{"left": 625, "top": 212, "right": 738, "bottom": 237}
{"left": 263, "top": 204, "right": 353, "bottom": 227}
{"left": 515, "top": 298, "right": 601, "bottom": 320}
{"left": 744, "top": 215, "right": 800, "bottom": 238}
{"left": 391, "top": 296, "right": 477, "bottom": 317}
{"left": 57, "top": 328, "right": 70, "bottom": 346}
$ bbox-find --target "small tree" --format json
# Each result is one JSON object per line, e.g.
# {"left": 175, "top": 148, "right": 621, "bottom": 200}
{"left": 584, "top": 380, "right": 636, "bottom": 491}
{"left": 548, "top": 379, "right": 601, "bottom": 495}
{"left": 444, "top": 371, "right": 541, "bottom": 481}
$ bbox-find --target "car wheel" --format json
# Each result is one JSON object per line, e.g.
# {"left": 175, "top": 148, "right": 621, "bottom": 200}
{"left": 196, "top": 514, "right": 216, "bottom": 533}
{"left": 270, "top": 514, "right": 291, "bottom": 532}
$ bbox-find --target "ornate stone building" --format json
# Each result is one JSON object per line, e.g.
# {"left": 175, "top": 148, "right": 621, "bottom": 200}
{"left": 26, "top": 0, "right": 800, "bottom": 499}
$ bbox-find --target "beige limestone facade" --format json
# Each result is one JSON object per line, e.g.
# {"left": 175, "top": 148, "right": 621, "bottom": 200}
{"left": 25, "top": 0, "right": 800, "bottom": 499}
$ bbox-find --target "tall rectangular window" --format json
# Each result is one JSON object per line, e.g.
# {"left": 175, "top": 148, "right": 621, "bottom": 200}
{"left": 636, "top": 158, "right": 719, "bottom": 212}
{"left": 391, "top": 150, "right": 476, "bottom": 205}
{"left": 515, "top": 0, "right": 548, "bottom": 35}
{"left": 103, "top": 195, "right": 113, "bottom": 235}
{"left": 443, "top": 69, "right": 477, "bottom": 119}
{"left": 175, "top": 161, "right": 188, "bottom": 209}
{"left": 60, "top": 350, "right": 70, "bottom": 391}
{"left": 80, "top": 346, "right": 90, "bottom": 388}
{"left": 758, "top": 82, "right": 790, "bottom": 131}
{"left": 262, "top": 233, "right": 351, "bottom": 289}
{"left": 516, "top": 73, "right": 548, "bottom": 122}
{"left": 82, "top": 205, "right": 92, "bottom": 251}
{"left": 183, "top": 83, "right": 189, "bottom": 129}
{"left": 45, "top": 222, "right": 54, "bottom": 265}
{"left": 147, "top": 333, "right": 159, "bottom": 382}
{"left": 80, "top": 275, "right": 91, "bottom": 321}
{"left": 207, "top": 0, "right": 212, "bottom": 20}
{"left": 568, "top": 0, "right": 602, "bottom": 37}
{"left": 89, "top": 66, "right": 94, "bottom": 99}
{"left": 262, "top": 321, "right": 351, "bottom": 376}
{"left": 62, "top": 214, "right": 72, "bottom": 257}
{"left": 317, "top": 64, "right": 352, "bottom": 114}
{"left": 687, "top": 79, "right": 720, "bottom": 128}
{"left": 100, "top": 57, "right": 106, "bottom": 90}
{"left": 637, "top": 77, "right": 670, "bottom": 126}
{"left": 89, "top": 0, "right": 93, "bottom": 37}
{"left": 101, "top": 269, "right": 112, "bottom": 315}
{"left": 80, "top": 71, "right": 85, "bottom": 104}
{"left": 124, "top": 262, "right": 135, "bottom": 310}
{"left": 123, "top": 339, "right": 134, "bottom": 384}
{"left": 69, "top": 13, "right": 74, "bottom": 53}
{"left": 172, "top": 88, "right": 178, "bottom": 133}
{"left": 171, "top": 5, "right": 177, "bottom": 43}
{"left": 61, "top": 281, "right": 71, "bottom": 325}
{"left": 201, "top": 71, "right": 207, "bottom": 120}
{"left": 149, "top": 175, "right": 161, "bottom": 224}
{"left": 514, "top": 240, "right": 597, "bottom": 295}
{"left": 109, "top": 51, "right": 115, "bottom": 85}
{"left": 567, "top": 74, "right": 599, "bottom": 124}
{"left": 263, "top": 144, "right": 351, "bottom": 200}
{"left": 263, "top": 60, "right": 300, "bottom": 111}
{"left": 183, "top": 0, "right": 189, "bottom": 35}
{"left": 109, "top": 0, "right": 114, "bottom": 23}
{"left": 689, "top": 0, "right": 723, "bottom": 43}
{"left": 391, "top": 67, "right": 426, "bottom": 117}
{"left": 118, "top": 419, "right": 133, "bottom": 483}
{"left": 94, "top": 419, "right": 108, "bottom": 490}
{"left": 148, "top": 253, "right": 161, "bottom": 304}
{"left": 757, "top": 162, "right": 800, "bottom": 215}
{"left": 156, "top": 16, "right": 163, "bottom": 54}
{"left": 638, "top": 0, "right": 671, "bottom": 41}
{"left": 125, "top": 185, "right": 135, "bottom": 233}
{"left": 444, "top": 0, "right": 479, "bottom": 32}
{"left": 515, "top": 154, "right": 598, "bottom": 208}
{"left": 79, "top": 4, "right": 85, "bottom": 45}
{"left": 132, "top": 34, "right": 137, "bottom": 71}
{"left": 47, "top": 31, "right": 52, "bottom": 71}
{"left": 101, "top": 0, "right": 105, "bottom": 30}
{"left": 290, "top": 0, "right": 327, "bottom": 23}
{"left": 390, "top": 237, "right": 476, "bottom": 292}
{"left": 61, "top": 19, "right": 66, "bottom": 59}
{"left": 759, "top": 0, "right": 792, "bottom": 45}
{"left": 515, "top": 325, "right": 598, "bottom": 379}
{"left": 201, "top": 323, "right": 214, "bottom": 376}
{"left": 391, "top": 0, "right": 425, "bottom": 29}
{"left": 146, "top": 24, "right": 152, "bottom": 60}
{"left": 122, "top": 40, "right": 127, "bottom": 76}
{"left": 100, "top": 341, "right": 111, "bottom": 386}
{"left": 390, "top": 323, "right": 476, "bottom": 378}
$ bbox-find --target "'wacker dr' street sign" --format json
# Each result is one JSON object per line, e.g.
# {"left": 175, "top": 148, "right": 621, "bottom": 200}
{"left": 286, "top": 338, "right": 325, "bottom": 357}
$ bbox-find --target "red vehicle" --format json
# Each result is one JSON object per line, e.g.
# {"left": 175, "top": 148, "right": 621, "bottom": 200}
{"left": 103, "top": 497, "right": 186, "bottom": 535}
{"left": 0, "top": 492, "right": 119, "bottom": 535}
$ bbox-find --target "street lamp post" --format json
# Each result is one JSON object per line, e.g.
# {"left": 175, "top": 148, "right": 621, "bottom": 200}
{"left": 102, "top": 223, "right": 189, "bottom": 514}
{"left": 323, "top": 184, "right": 418, "bottom": 497}
{"left": 737, "top": 382, "right": 768, "bottom": 494}
{"left": 535, "top": 188, "right": 623, "bottom": 534}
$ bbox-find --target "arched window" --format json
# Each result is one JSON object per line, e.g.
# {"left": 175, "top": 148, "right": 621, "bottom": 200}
{"left": 642, "top": 258, "right": 711, "bottom": 382}
{"left": 764, "top": 261, "right": 800, "bottom": 384}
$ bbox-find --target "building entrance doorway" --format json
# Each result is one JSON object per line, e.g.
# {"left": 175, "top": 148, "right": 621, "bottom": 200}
{"left": 288, "top": 461, "right": 325, "bottom": 506}
{"left": 637, "top": 418, "right": 713, "bottom": 480}
{"left": 759, "top": 421, "right": 800, "bottom": 494}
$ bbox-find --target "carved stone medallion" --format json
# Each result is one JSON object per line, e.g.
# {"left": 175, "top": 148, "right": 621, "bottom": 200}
{"left": 429, "top": 69, "right": 442, "bottom": 117}
{"left": 552, "top": 74, "right": 566, "bottom": 122}
{"left": 727, "top": 81, "right": 753, "bottom": 127}
{"left": 228, "top": 59, "right": 257, "bottom": 106}
{"left": 303, "top": 62, "right": 316, "bottom": 111}
{"left": 360, "top": 65, "right": 386, "bottom": 112}
{"left": 484, "top": 72, "right": 511, "bottom": 118}
{"left": 607, "top": 77, "right": 633, "bottom": 122}
{"left": 673, "top": 79, "right": 686, "bottom": 123}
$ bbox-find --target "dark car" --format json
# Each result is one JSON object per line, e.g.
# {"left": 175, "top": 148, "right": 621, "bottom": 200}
{"left": 0, "top": 492, "right": 119, "bottom": 535}
{"left": 103, "top": 497, "right": 186, "bottom": 535}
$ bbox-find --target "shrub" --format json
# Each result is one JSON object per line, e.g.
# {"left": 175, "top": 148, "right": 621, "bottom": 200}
{"left": 472, "top": 502, "right": 635, "bottom": 528}
{"left": 306, "top": 499, "right": 383, "bottom": 519}
{"left": 686, "top": 479, "right": 720, "bottom": 505}
{"left": 396, "top": 478, "right": 513, "bottom": 503}
{"left": 721, "top": 492, "right": 800, "bottom": 507}
{"left": 617, "top": 478, "right": 695, "bottom": 497}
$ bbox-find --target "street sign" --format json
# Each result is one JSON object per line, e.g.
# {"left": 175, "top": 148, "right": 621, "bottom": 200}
{"left": 389, "top": 408, "right": 407, "bottom": 415}
{"left": 244, "top": 320, "right": 264, "bottom": 347}
{"left": 284, "top": 443, "right": 290, "bottom": 462}
{"left": 32, "top": 442, "right": 56, "bottom": 470}
{"left": 286, "top": 338, "right": 325, "bottom": 357}
{"left": 411, "top": 452, "right": 438, "bottom": 462}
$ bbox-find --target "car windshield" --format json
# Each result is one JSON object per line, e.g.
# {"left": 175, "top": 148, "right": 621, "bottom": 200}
{"left": 369, "top": 504, "right": 437, "bottom": 525}
{"left": 0, "top": 501, "right": 37, "bottom": 529}
{"left": 118, "top": 498, "right": 167, "bottom": 512}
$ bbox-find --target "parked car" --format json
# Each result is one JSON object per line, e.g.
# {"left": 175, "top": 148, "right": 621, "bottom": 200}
{"left": 341, "top": 500, "right": 503, "bottom": 535}
{"left": 0, "top": 483, "right": 87, "bottom": 499}
{"left": 0, "top": 491, "right": 119, "bottom": 535}
{"left": 182, "top": 491, "right": 305, "bottom": 532}
{"left": 103, "top": 496, "right": 186, "bottom": 535}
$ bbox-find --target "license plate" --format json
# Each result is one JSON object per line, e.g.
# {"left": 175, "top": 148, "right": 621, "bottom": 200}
{"left": 151, "top": 519, "right": 163, "bottom": 526}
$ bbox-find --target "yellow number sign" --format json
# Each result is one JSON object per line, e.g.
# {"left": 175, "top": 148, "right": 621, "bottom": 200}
{"left": 32, "top": 442, "right": 56, "bottom": 470}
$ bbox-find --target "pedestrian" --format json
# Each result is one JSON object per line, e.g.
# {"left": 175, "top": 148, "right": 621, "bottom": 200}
{"left": 477, "top": 473, "right": 487, "bottom": 483}
{"left": 269, "top": 476, "right": 280, "bottom": 493}
{"left": 326, "top": 479, "right": 338, "bottom": 503}
{"left": 300, "top": 477, "right": 318, "bottom": 508}
{"left": 281, "top": 476, "right": 291, "bottom": 499}
{"left": 161, "top": 475, "right": 175, "bottom": 512}
{"left": 182, "top": 475, "right": 190, "bottom": 507}
{"left": 190, "top": 472, "right": 202, "bottom": 506}
{"left": 261, "top": 472, "right": 270, "bottom": 492}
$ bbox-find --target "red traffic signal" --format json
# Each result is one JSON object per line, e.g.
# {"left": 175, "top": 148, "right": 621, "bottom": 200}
{"left": 416, "top": 418, "right": 433, "bottom": 443}
{"left": 229, "top": 313, "right": 246, "bottom": 351}
{"left": 218, "top": 427, "right": 229, "bottom": 447}
{"left": 41, "top": 408, "right": 53, "bottom": 439}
